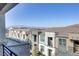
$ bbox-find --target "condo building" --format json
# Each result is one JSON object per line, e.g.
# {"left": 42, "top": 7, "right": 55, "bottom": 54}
{"left": 67, "top": 32, "right": 79, "bottom": 55}
{"left": 39, "top": 31, "right": 68, "bottom": 56}
{"left": 31, "top": 30, "right": 41, "bottom": 55}
{"left": 6, "top": 24, "right": 79, "bottom": 56}
{"left": 7, "top": 27, "right": 31, "bottom": 42}
{"left": 6, "top": 27, "right": 44, "bottom": 55}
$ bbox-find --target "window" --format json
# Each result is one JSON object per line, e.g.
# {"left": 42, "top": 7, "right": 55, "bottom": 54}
{"left": 34, "top": 35, "right": 37, "bottom": 42}
{"left": 48, "top": 49, "right": 52, "bottom": 56}
{"left": 40, "top": 46, "right": 44, "bottom": 53}
{"left": 59, "top": 39, "right": 62, "bottom": 45}
{"left": 34, "top": 44, "right": 37, "bottom": 46}
{"left": 18, "top": 33, "right": 20, "bottom": 38}
{"left": 26, "top": 34, "right": 28, "bottom": 36}
{"left": 63, "top": 39, "right": 66, "bottom": 46}
{"left": 59, "top": 39, "right": 66, "bottom": 46}
{"left": 48, "top": 37, "right": 53, "bottom": 47}
{"left": 23, "top": 34, "right": 25, "bottom": 39}
{"left": 26, "top": 34, "right": 29, "bottom": 40}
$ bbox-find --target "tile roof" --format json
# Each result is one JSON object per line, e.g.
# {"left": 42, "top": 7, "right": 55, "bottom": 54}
{"left": 44, "top": 24, "right": 79, "bottom": 37}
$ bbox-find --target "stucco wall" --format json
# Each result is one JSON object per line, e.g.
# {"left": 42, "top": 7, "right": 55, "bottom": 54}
{"left": 39, "top": 32, "right": 56, "bottom": 56}
{"left": 0, "top": 14, "right": 5, "bottom": 44}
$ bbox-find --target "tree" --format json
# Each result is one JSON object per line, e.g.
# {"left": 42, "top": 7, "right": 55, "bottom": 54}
{"left": 32, "top": 45, "right": 39, "bottom": 56}
{"left": 36, "top": 51, "right": 43, "bottom": 56}
{"left": 32, "top": 45, "right": 44, "bottom": 56}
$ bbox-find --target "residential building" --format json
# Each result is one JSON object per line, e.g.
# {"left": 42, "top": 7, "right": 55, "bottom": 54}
{"left": 5, "top": 22, "right": 79, "bottom": 56}
{"left": 39, "top": 32, "right": 68, "bottom": 56}
{"left": 6, "top": 27, "right": 44, "bottom": 55}
{"left": 7, "top": 27, "right": 31, "bottom": 42}
{"left": 30, "top": 29, "right": 43, "bottom": 55}
{"left": 67, "top": 32, "right": 79, "bottom": 55}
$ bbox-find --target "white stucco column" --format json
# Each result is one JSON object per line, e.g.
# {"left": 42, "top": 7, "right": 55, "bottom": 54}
{"left": 0, "top": 14, "right": 5, "bottom": 44}
{"left": 0, "top": 14, "right": 5, "bottom": 56}
{"left": 0, "top": 3, "right": 18, "bottom": 56}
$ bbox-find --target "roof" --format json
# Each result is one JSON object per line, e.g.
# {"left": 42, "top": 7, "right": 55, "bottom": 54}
{"left": 44, "top": 24, "right": 79, "bottom": 37}
{"left": 0, "top": 3, "right": 7, "bottom": 11}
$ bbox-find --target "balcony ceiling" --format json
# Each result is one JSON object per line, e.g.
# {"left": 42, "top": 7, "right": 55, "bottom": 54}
{"left": 0, "top": 3, "right": 18, "bottom": 14}
{"left": 0, "top": 3, "right": 7, "bottom": 11}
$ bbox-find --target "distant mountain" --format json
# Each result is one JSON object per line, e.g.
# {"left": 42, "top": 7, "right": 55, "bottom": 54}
{"left": 7, "top": 25, "right": 46, "bottom": 30}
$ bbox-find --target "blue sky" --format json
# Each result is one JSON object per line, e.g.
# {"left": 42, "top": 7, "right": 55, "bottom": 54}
{"left": 5, "top": 3, "right": 79, "bottom": 27}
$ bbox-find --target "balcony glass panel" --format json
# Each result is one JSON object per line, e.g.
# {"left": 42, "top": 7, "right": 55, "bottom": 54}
{"left": 40, "top": 33, "right": 45, "bottom": 43}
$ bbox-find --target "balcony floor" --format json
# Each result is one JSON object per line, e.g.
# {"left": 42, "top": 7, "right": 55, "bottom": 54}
{"left": 0, "top": 38, "right": 30, "bottom": 56}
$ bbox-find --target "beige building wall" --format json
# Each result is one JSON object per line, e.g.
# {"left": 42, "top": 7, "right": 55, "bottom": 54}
{"left": 67, "top": 33, "right": 74, "bottom": 49}
{"left": 31, "top": 31, "right": 39, "bottom": 49}
{"left": 7, "top": 28, "right": 31, "bottom": 41}
{"left": 67, "top": 32, "right": 79, "bottom": 53}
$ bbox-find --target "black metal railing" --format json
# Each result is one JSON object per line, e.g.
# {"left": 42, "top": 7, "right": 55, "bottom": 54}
{"left": 2, "top": 44, "right": 18, "bottom": 56}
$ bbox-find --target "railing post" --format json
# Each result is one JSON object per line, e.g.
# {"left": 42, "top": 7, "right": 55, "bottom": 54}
{"left": 10, "top": 52, "right": 12, "bottom": 56}
{"left": 3, "top": 44, "right": 4, "bottom": 56}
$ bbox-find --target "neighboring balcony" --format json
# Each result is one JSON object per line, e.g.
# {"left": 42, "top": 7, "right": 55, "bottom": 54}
{"left": 70, "top": 39, "right": 79, "bottom": 41}
{"left": 70, "top": 36, "right": 79, "bottom": 41}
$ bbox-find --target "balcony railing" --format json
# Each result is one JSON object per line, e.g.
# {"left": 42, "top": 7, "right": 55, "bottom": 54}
{"left": 2, "top": 44, "right": 18, "bottom": 56}
{"left": 55, "top": 46, "right": 79, "bottom": 56}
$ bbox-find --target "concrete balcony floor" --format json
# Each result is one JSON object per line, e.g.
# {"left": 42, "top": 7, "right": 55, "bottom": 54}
{"left": 0, "top": 45, "right": 3, "bottom": 56}
{"left": 0, "top": 38, "right": 30, "bottom": 56}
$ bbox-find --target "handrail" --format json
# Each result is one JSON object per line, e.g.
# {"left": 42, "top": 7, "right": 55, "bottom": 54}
{"left": 7, "top": 43, "right": 30, "bottom": 47}
{"left": 2, "top": 44, "right": 18, "bottom": 56}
